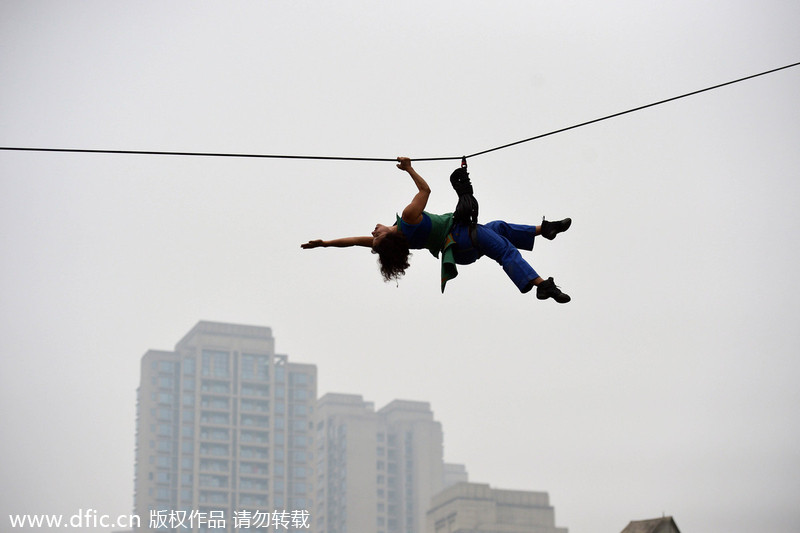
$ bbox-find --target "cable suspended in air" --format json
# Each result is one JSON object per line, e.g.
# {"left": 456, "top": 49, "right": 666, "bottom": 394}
{"left": 1, "top": 60, "right": 798, "bottom": 165}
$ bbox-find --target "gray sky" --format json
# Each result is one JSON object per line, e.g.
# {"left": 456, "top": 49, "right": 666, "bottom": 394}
{"left": 1, "top": 2, "right": 799, "bottom": 532}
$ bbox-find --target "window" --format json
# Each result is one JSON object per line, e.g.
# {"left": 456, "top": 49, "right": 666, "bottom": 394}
{"left": 201, "top": 350, "right": 229, "bottom": 378}
{"left": 240, "top": 462, "right": 267, "bottom": 475}
{"left": 200, "top": 428, "right": 229, "bottom": 441}
{"left": 289, "top": 498, "right": 307, "bottom": 510}
{"left": 291, "top": 450, "right": 307, "bottom": 463}
{"left": 240, "top": 430, "right": 269, "bottom": 444}
{"left": 202, "top": 412, "right": 229, "bottom": 425}
{"left": 289, "top": 372, "right": 308, "bottom": 385}
{"left": 201, "top": 381, "right": 230, "bottom": 395}
{"left": 201, "top": 459, "right": 229, "bottom": 472}
{"left": 240, "top": 477, "right": 268, "bottom": 490}
{"left": 240, "top": 494, "right": 268, "bottom": 506}
{"left": 241, "top": 354, "right": 269, "bottom": 380}
{"left": 240, "top": 414, "right": 268, "bottom": 427}
{"left": 292, "top": 389, "right": 308, "bottom": 401}
{"left": 199, "top": 474, "right": 228, "bottom": 488}
{"left": 239, "top": 446, "right": 269, "bottom": 460}
{"left": 241, "top": 383, "right": 269, "bottom": 397}
{"left": 241, "top": 399, "right": 269, "bottom": 412}
{"left": 200, "top": 443, "right": 229, "bottom": 456}
{"left": 198, "top": 491, "right": 228, "bottom": 504}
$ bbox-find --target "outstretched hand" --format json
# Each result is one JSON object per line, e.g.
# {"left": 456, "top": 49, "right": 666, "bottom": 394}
{"left": 301, "top": 240, "right": 325, "bottom": 249}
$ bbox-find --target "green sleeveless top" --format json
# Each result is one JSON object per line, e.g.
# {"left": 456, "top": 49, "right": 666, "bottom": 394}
{"left": 396, "top": 212, "right": 458, "bottom": 292}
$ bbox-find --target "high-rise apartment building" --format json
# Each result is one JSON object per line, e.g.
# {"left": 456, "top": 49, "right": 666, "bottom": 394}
{"left": 315, "top": 393, "right": 460, "bottom": 533}
{"left": 134, "top": 322, "right": 316, "bottom": 532}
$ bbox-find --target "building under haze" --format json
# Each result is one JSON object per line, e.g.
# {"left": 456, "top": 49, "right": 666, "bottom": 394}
{"left": 134, "top": 322, "right": 564, "bottom": 533}
{"left": 426, "top": 482, "right": 567, "bottom": 533}
{"left": 314, "top": 393, "right": 465, "bottom": 533}
{"left": 134, "top": 321, "right": 316, "bottom": 532}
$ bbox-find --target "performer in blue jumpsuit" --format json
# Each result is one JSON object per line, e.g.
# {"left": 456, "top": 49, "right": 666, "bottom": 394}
{"left": 301, "top": 157, "right": 571, "bottom": 303}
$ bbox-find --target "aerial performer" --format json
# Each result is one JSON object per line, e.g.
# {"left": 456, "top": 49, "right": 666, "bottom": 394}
{"left": 301, "top": 157, "right": 572, "bottom": 303}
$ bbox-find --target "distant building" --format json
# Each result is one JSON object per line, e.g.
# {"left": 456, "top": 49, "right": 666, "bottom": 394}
{"left": 426, "top": 482, "right": 568, "bottom": 533}
{"left": 620, "top": 516, "right": 680, "bottom": 533}
{"left": 134, "top": 321, "right": 316, "bottom": 532}
{"left": 443, "top": 463, "right": 469, "bottom": 488}
{"left": 315, "top": 393, "right": 457, "bottom": 533}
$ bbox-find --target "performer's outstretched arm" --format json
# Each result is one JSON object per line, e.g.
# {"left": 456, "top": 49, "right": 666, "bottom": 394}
{"left": 301, "top": 236, "right": 373, "bottom": 249}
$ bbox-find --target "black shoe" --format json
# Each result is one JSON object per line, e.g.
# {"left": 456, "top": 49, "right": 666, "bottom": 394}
{"left": 541, "top": 217, "right": 572, "bottom": 240}
{"left": 536, "top": 277, "right": 571, "bottom": 303}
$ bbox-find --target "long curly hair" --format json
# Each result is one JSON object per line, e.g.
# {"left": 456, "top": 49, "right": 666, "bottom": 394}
{"left": 372, "top": 231, "right": 411, "bottom": 283}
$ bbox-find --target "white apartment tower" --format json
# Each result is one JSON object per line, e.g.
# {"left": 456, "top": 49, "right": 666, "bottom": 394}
{"left": 134, "top": 322, "right": 316, "bottom": 532}
{"left": 315, "top": 393, "right": 452, "bottom": 533}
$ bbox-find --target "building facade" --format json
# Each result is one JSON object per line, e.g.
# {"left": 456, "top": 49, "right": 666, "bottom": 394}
{"left": 426, "top": 482, "right": 568, "bottom": 533}
{"left": 315, "top": 393, "right": 458, "bottom": 533}
{"left": 134, "top": 321, "right": 316, "bottom": 532}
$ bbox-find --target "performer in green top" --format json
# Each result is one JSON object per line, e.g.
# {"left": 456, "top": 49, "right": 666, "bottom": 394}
{"left": 301, "top": 157, "right": 571, "bottom": 302}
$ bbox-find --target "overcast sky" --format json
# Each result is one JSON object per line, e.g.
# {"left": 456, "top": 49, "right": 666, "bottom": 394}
{"left": 1, "top": 2, "right": 799, "bottom": 533}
